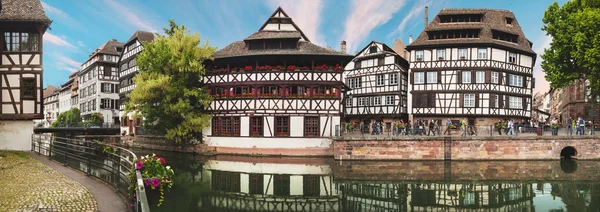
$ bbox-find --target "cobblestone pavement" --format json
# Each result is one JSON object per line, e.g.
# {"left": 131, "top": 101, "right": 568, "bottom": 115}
{"left": 0, "top": 151, "right": 98, "bottom": 212}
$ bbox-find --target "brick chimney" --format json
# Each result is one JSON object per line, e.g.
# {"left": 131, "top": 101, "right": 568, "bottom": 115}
{"left": 425, "top": 6, "right": 429, "bottom": 28}
{"left": 340, "top": 41, "right": 347, "bottom": 54}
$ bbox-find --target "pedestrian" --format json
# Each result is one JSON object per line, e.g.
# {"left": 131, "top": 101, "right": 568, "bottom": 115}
{"left": 567, "top": 117, "right": 573, "bottom": 136}
{"left": 571, "top": 119, "right": 576, "bottom": 136}
{"left": 577, "top": 117, "right": 585, "bottom": 135}
{"left": 507, "top": 119, "right": 514, "bottom": 135}
{"left": 551, "top": 117, "right": 558, "bottom": 136}
{"left": 460, "top": 118, "right": 467, "bottom": 137}
{"left": 496, "top": 120, "right": 503, "bottom": 135}
{"left": 428, "top": 119, "right": 436, "bottom": 136}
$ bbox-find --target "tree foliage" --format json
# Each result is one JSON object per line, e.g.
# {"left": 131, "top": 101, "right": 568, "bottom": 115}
{"left": 542, "top": 0, "right": 600, "bottom": 95}
{"left": 125, "top": 20, "right": 216, "bottom": 143}
{"left": 51, "top": 108, "right": 81, "bottom": 127}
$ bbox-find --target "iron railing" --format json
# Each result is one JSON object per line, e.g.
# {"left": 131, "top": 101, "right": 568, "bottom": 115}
{"left": 31, "top": 134, "right": 150, "bottom": 212}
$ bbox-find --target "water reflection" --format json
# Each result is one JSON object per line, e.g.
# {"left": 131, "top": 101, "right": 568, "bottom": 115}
{"left": 129, "top": 149, "right": 600, "bottom": 212}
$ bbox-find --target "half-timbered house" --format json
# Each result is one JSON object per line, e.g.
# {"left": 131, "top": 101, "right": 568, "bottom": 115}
{"left": 343, "top": 41, "right": 409, "bottom": 132}
{"left": 203, "top": 7, "right": 353, "bottom": 155}
{"left": 406, "top": 8, "right": 536, "bottom": 127}
{"left": 118, "top": 30, "right": 154, "bottom": 136}
{"left": 0, "top": 0, "right": 51, "bottom": 150}
{"left": 78, "top": 39, "right": 123, "bottom": 125}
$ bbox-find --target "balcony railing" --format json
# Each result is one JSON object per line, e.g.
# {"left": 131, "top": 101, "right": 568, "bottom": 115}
{"left": 207, "top": 64, "right": 345, "bottom": 75}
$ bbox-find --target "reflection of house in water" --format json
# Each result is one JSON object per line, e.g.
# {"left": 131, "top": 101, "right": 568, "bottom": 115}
{"left": 337, "top": 183, "right": 409, "bottom": 211}
{"left": 200, "top": 159, "right": 339, "bottom": 211}
{"left": 550, "top": 183, "right": 600, "bottom": 211}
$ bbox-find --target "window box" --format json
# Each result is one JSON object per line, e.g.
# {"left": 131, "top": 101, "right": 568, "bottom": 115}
{"left": 251, "top": 131, "right": 261, "bottom": 137}
{"left": 460, "top": 56, "right": 466, "bottom": 60}
{"left": 416, "top": 58, "right": 422, "bottom": 61}
{"left": 276, "top": 132, "right": 289, "bottom": 136}
{"left": 438, "top": 57, "right": 444, "bottom": 60}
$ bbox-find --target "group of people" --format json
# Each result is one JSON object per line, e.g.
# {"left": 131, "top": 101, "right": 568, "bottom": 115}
{"left": 564, "top": 117, "right": 593, "bottom": 136}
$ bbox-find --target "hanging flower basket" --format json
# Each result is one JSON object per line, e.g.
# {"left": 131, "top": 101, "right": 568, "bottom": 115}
{"left": 129, "top": 154, "right": 174, "bottom": 207}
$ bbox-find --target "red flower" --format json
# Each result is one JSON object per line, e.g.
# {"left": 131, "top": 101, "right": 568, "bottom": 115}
{"left": 159, "top": 157, "right": 166, "bottom": 166}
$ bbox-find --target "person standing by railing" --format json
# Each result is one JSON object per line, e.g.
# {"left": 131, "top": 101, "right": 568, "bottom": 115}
{"left": 566, "top": 117, "right": 573, "bottom": 136}
{"left": 460, "top": 118, "right": 467, "bottom": 137}
{"left": 428, "top": 119, "right": 436, "bottom": 136}
{"left": 507, "top": 119, "right": 514, "bottom": 135}
{"left": 444, "top": 119, "right": 452, "bottom": 135}
{"left": 577, "top": 117, "right": 584, "bottom": 135}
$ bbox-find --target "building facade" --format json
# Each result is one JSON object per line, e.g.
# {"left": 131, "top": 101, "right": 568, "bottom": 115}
{"left": 42, "top": 89, "right": 59, "bottom": 126}
{"left": 343, "top": 41, "right": 409, "bottom": 132}
{"left": 58, "top": 72, "right": 78, "bottom": 114}
{"left": 203, "top": 7, "right": 352, "bottom": 155}
{"left": 0, "top": 0, "right": 51, "bottom": 150}
{"left": 406, "top": 8, "right": 536, "bottom": 127}
{"left": 118, "top": 30, "right": 154, "bottom": 135}
{"left": 78, "top": 39, "right": 123, "bottom": 124}
{"left": 558, "top": 79, "right": 600, "bottom": 124}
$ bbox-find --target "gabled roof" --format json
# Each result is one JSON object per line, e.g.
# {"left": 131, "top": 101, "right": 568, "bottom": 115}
{"left": 212, "top": 40, "right": 349, "bottom": 58}
{"left": 0, "top": 0, "right": 51, "bottom": 23}
{"left": 407, "top": 8, "right": 535, "bottom": 55}
{"left": 244, "top": 31, "right": 302, "bottom": 41}
{"left": 253, "top": 7, "right": 310, "bottom": 41}
{"left": 351, "top": 41, "right": 409, "bottom": 69}
{"left": 125, "top": 30, "right": 155, "bottom": 45}
{"left": 42, "top": 85, "right": 57, "bottom": 98}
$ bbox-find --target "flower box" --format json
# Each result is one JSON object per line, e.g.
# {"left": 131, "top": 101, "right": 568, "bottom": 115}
{"left": 131, "top": 154, "right": 174, "bottom": 207}
{"left": 416, "top": 58, "right": 422, "bottom": 61}
{"left": 460, "top": 57, "right": 466, "bottom": 60}
{"left": 276, "top": 132, "right": 289, "bottom": 136}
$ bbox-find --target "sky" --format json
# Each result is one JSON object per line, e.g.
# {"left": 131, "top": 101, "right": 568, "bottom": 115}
{"left": 41, "top": 0, "right": 566, "bottom": 94}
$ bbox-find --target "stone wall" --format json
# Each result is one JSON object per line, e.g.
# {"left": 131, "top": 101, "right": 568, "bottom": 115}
{"left": 0, "top": 121, "right": 33, "bottom": 151}
{"left": 119, "top": 135, "right": 216, "bottom": 154}
{"left": 334, "top": 136, "right": 600, "bottom": 160}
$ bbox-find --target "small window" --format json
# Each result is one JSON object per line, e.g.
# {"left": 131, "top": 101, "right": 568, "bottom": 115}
{"left": 509, "top": 96, "right": 523, "bottom": 109}
{"left": 389, "top": 73, "right": 398, "bottom": 85}
{"left": 427, "top": 72, "right": 437, "bottom": 83}
{"left": 386, "top": 96, "right": 395, "bottom": 105}
{"left": 491, "top": 72, "right": 499, "bottom": 84}
{"left": 376, "top": 75, "right": 385, "bottom": 86}
{"left": 248, "top": 174, "right": 264, "bottom": 195}
{"left": 464, "top": 94, "right": 475, "bottom": 107}
{"left": 506, "top": 17, "right": 513, "bottom": 25}
{"left": 346, "top": 98, "right": 352, "bottom": 107}
{"left": 303, "top": 175, "right": 320, "bottom": 196}
{"left": 476, "top": 71, "right": 485, "bottom": 83}
{"left": 354, "top": 61, "right": 361, "bottom": 69}
{"left": 274, "top": 175, "right": 290, "bottom": 196}
{"left": 250, "top": 117, "right": 263, "bottom": 137}
{"left": 462, "top": 71, "right": 472, "bottom": 83}
{"left": 509, "top": 74, "right": 523, "bottom": 87}
{"left": 416, "top": 51, "right": 424, "bottom": 61}
{"left": 304, "top": 117, "right": 319, "bottom": 137}
{"left": 509, "top": 52, "right": 517, "bottom": 63}
{"left": 377, "top": 57, "right": 385, "bottom": 66}
{"left": 275, "top": 117, "right": 289, "bottom": 137}
{"left": 358, "top": 98, "right": 364, "bottom": 106}
{"left": 436, "top": 49, "right": 446, "bottom": 60}
{"left": 458, "top": 48, "right": 468, "bottom": 60}
{"left": 369, "top": 46, "right": 377, "bottom": 54}
{"left": 477, "top": 48, "right": 487, "bottom": 59}
{"left": 415, "top": 72, "right": 425, "bottom": 84}
{"left": 374, "top": 96, "right": 381, "bottom": 106}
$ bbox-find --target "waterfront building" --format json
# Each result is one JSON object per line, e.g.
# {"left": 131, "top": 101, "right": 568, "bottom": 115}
{"left": 58, "top": 71, "right": 78, "bottom": 114}
{"left": 532, "top": 92, "right": 550, "bottom": 123}
{"left": 118, "top": 30, "right": 154, "bottom": 135}
{"left": 203, "top": 7, "right": 353, "bottom": 155}
{"left": 406, "top": 8, "right": 536, "bottom": 127}
{"left": 78, "top": 39, "right": 123, "bottom": 125}
{"left": 42, "top": 89, "right": 59, "bottom": 126}
{"left": 0, "top": 0, "right": 52, "bottom": 150}
{"left": 343, "top": 41, "right": 409, "bottom": 133}
{"left": 35, "top": 85, "right": 56, "bottom": 127}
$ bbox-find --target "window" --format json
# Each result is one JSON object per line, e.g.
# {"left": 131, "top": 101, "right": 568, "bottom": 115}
{"left": 354, "top": 61, "right": 361, "bottom": 69}
{"left": 358, "top": 98, "right": 364, "bottom": 106}
{"left": 303, "top": 175, "right": 320, "bottom": 196}
{"left": 386, "top": 96, "right": 395, "bottom": 105}
{"left": 464, "top": 94, "right": 475, "bottom": 107}
{"left": 211, "top": 171, "right": 240, "bottom": 192}
{"left": 509, "top": 96, "right": 523, "bottom": 109}
{"left": 509, "top": 74, "right": 523, "bottom": 87}
{"left": 462, "top": 71, "right": 472, "bottom": 83}
{"left": 248, "top": 174, "right": 263, "bottom": 195}
{"left": 476, "top": 71, "right": 485, "bottom": 83}
{"left": 427, "top": 72, "right": 437, "bottom": 83}
{"left": 369, "top": 46, "right": 377, "bottom": 54}
{"left": 346, "top": 98, "right": 352, "bottom": 107}
{"left": 509, "top": 52, "right": 517, "bottom": 63}
{"left": 491, "top": 72, "right": 499, "bottom": 84}
{"left": 477, "top": 48, "right": 487, "bottom": 59}
{"left": 275, "top": 117, "right": 289, "bottom": 137}
{"left": 492, "top": 30, "right": 519, "bottom": 43}
{"left": 212, "top": 117, "right": 240, "bottom": 136}
{"left": 493, "top": 94, "right": 499, "bottom": 108}
{"left": 261, "top": 86, "right": 281, "bottom": 97}
{"left": 273, "top": 175, "right": 290, "bottom": 196}
{"left": 377, "top": 57, "right": 385, "bottom": 66}
{"left": 415, "top": 51, "right": 424, "bottom": 61}
{"left": 290, "top": 86, "right": 306, "bottom": 97}
{"left": 348, "top": 77, "right": 362, "bottom": 88}
{"left": 389, "top": 73, "right": 398, "bottom": 85}
{"left": 436, "top": 49, "right": 446, "bottom": 60}
{"left": 415, "top": 72, "right": 424, "bottom": 84}
{"left": 506, "top": 17, "right": 513, "bottom": 25}
{"left": 3, "top": 32, "right": 39, "bottom": 51}
{"left": 250, "top": 117, "right": 263, "bottom": 137}
{"left": 21, "top": 78, "right": 35, "bottom": 99}
{"left": 427, "top": 29, "right": 480, "bottom": 39}
{"left": 374, "top": 96, "right": 381, "bottom": 105}
{"left": 304, "top": 117, "right": 319, "bottom": 137}
{"left": 439, "top": 14, "right": 483, "bottom": 23}
{"left": 376, "top": 75, "right": 385, "bottom": 86}
{"left": 458, "top": 48, "right": 468, "bottom": 60}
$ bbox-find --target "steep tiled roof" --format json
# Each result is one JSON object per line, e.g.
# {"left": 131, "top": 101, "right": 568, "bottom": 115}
{"left": 407, "top": 8, "right": 535, "bottom": 55}
{"left": 213, "top": 40, "right": 348, "bottom": 59}
{"left": 244, "top": 31, "right": 302, "bottom": 41}
{"left": 126, "top": 30, "right": 155, "bottom": 45}
{"left": 0, "top": 0, "right": 51, "bottom": 23}
{"left": 42, "top": 85, "right": 57, "bottom": 98}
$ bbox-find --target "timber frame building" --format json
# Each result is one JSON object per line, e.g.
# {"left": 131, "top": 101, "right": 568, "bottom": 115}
{"left": 343, "top": 41, "right": 409, "bottom": 131}
{"left": 406, "top": 8, "right": 536, "bottom": 127}
{"left": 0, "top": 0, "right": 51, "bottom": 150}
{"left": 118, "top": 30, "right": 154, "bottom": 136}
{"left": 203, "top": 7, "right": 353, "bottom": 155}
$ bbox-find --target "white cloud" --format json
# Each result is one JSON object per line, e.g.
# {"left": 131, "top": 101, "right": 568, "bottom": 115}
{"left": 342, "top": 0, "right": 407, "bottom": 53}
{"left": 41, "top": 2, "right": 69, "bottom": 19}
{"left": 266, "top": 0, "right": 325, "bottom": 45}
{"left": 388, "top": 0, "right": 432, "bottom": 38}
{"left": 55, "top": 54, "right": 81, "bottom": 73}
{"left": 533, "top": 35, "right": 553, "bottom": 94}
{"left": 43, "top": 33, "right": 76, "bottom": 49}
{"left": 104, "top": 0, "right": 158, "bottom": 33}
{"left": 77, "top": 41, "right": 86, "bottom": 48}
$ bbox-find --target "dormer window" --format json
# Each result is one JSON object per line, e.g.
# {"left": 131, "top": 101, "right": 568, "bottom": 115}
{"left": 369, "top": 46, "right": 377, "bottom": 54}
{"left": 428, "top": 29, "right": 480, "bottom": 40}
{"left": 439, "top": 14, "right": 483, "bottom": 23}
{"left": 506, "top": 17, "right": 513, "bottom": 25}
{"left": 492, "top": 30, "right": 518, "bottom": 43}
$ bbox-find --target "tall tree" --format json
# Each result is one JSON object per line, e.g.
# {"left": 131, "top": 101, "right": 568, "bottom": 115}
{"left": 125, "top": 20, "right": 216, "bottom": 142}
{"left": 51, "top": 108, "right": 81, "bottom": 127}
{"left": 542, "top": 0, "right": 600, "bottom": 113}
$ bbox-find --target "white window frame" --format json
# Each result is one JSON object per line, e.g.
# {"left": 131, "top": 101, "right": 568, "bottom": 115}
{"left": 374, "top": 96, "right": 381, "bottom": 106}
{"left": 462, "top": 71, "right": 472, "bottom": 83}
{"left": 358, "top": 98, "right": 364, "bottom": 106}
{"left": 386, "top": 96, "right": 394, "bottom": 105}
{"left": 464, "top": 94, "right": 475, "bottom": 107}
{"left": 476, "top": 71, "right": 485, "bottom": 83}
{"left": 491, "top": 72, "right": 499, "bottom": 84}
{"left": 346, "top": 98, "right": 352, "bottom": 107}
{"left": 509, "top": 74, "right": 523, "bottom": 87}
{"left": 376, "top": 75, "right": 385, "bottom": 86}
{"left": 427, "top": 72, "right": 437, "bottom": 83}
{"left": 509, "top": 96, "right": 523, "bottom": 109}
{"left": 494, "top": 94, "right": 499, "bottom": 108}
{"left": 436, "top": 49, "right": 446, "bottom": 60}
{"left": 477, "top": 48, "right": 487, "bottom": 60}
{"left": 509, "top": 52, "right": 517, "bottom": 63}
{"left": 458, "top": 48, "right": 468, "bottom": 60}
{"left": 415, "top": 50, "right": 424, "bottom": 61}
{"left": 415, "top": 72, "right": 424, "bottom": 84}
{"left": 389, "top": 73, "right": 398, "bottom": 85}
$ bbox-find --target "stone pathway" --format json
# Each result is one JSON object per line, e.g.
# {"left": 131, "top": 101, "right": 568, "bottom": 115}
{"left": 0, "top": 151, "right": 98, "bottom": 211}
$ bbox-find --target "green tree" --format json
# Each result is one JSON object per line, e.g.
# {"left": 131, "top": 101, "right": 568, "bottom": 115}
{"left": 542, "top": 0, "right": 600, "bottom": 106}
{"left": 51, "top": 108, "right": 81, "bottom": 127}
{"left": 125, "top": 20, "right": 216, "bottom": 143}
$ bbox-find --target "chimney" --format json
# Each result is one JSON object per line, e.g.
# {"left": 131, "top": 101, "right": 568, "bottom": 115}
{"left": 340, "top": 41, "right": 347, "bottom": 54}
{"left": 425, "top": 6, "right": 429, "bottom": 28}
{"left": 409, "top": 35, "right": 413, "bottom": 44}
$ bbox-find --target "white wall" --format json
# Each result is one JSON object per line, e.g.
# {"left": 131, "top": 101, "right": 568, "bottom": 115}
{"left": 205, "top": 160, "right": 332, "bottom": 175}
{"left": 206, "top": 137, "right": 332, "bottom": 149}
{"left": 290, "top": 116, "right": 303, "bottom": 137}
{"left": 0, "top": 121, "right": 33, "bottom": 150}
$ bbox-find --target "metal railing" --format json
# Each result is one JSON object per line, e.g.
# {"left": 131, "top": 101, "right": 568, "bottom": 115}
{"left": 338, "top": 124, "right": 598, "bottom": 138}
{"left": 31, "top": 134, "right": 150, "bottom": 212}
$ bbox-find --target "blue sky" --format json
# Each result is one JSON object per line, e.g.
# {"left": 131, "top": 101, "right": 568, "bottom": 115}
{"left": 41, "top": 0, "right": 565, "bottom": 94}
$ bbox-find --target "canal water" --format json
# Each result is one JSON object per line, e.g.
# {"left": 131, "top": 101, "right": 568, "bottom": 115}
{"left": 129, "top": 148, "right": 600, "bottom": 212}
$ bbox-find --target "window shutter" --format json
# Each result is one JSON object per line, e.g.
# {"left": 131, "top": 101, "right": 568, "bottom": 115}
{"left": 457, "top": 71, "right": 462, "bottom": 83}
{"left": 429, "top": 94, "right": 436, "bottom": 107}
{"left": 532, "top": 78, "right": 535, "bottom": 89}
{"left": 410, "top": 72, "right": 414, "bottom": 84}
{"left": 523, "top": 77, "right": 527, "bottom": 88}
{"left": 522, "top": 97, "right": 526, "bottom": 110}
{"left": 505, "top": 74, "right": 509, "bottom": 85}
{"left": 422, "top": 94, "right": 428, "bottom": 107}
{"left": 485, "top": 71, "right": 491, "bottom": 83}
{"left": 460, "top": 94, "right": 464, "bottom": 107}
{"left": 475, "top": 94, "right": 480, "bottom": 108}
{"left": 437, "top": 71, "right": 442, "bottom": 84}
{"left": 471, "top": 71, "right": 475, "bottom": 84}
{"left": 499, "top": 95, "right": 504, "bottom": 108}
{"left": 423, "top": 72, "right": 428, "bottom": 84}
{"left": 505, "top": 96, "right": 509, "bottom": 109}
{"left": 412, "top": 95, "right": 419, "bottom": 108}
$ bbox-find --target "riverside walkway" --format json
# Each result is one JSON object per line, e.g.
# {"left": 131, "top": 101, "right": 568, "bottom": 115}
{"left": 0, "top": 151, "right": 127, "bottom": 212}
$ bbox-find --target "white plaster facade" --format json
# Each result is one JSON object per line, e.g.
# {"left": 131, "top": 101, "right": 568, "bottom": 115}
{"left": 0, "top": 121, "right": 33, "bottom": 150}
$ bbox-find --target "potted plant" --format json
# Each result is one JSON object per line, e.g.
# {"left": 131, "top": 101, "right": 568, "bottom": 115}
{"left": 287, "top": 65, "right": 296, "bottom": 71}
{"left": 130, "top": 154, "right": 175, "bottom": 207}
{"left": 299, "top": 66, "right": 309, "bottom": 71}
{"left": 244, "top": 65, "right": 253, "bottom": 71}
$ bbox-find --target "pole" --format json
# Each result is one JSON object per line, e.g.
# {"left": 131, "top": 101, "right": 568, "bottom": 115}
{"left": 64, "top": 138, "right": 69, "bottom": 166}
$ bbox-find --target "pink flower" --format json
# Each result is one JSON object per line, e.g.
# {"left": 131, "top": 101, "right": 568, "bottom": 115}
{"left": 144, "top": 178, "right": 150, "bottom": 186}
{"left": 135, "top": 161, "right": 143, "bottom": 170}
{"left": 159, "top": 158, "right": 166, "bottom": 166}
{"left": 151, "top": 177, "right": 161, "bottom": 187}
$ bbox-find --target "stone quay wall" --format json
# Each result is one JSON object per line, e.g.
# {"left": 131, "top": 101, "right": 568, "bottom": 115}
{"left": 334, "top": 136, "right": 600, "bottom": 160}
